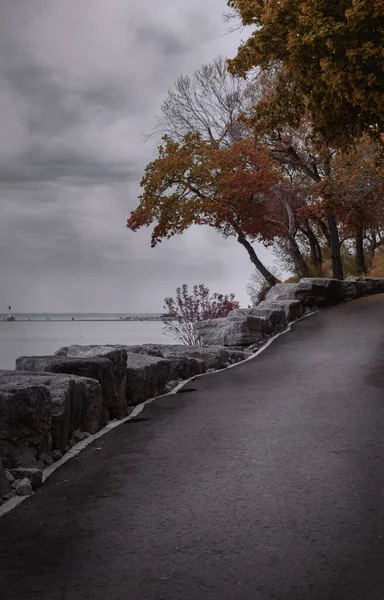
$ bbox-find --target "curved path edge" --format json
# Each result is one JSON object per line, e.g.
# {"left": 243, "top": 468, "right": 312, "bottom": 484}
{"left": 0, "top": 310, "right": 317, "bottom": 519}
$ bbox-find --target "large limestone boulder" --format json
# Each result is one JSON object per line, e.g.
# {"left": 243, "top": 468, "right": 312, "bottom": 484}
{"left": 256, "top": 300, "right": 302, "bottom": 322}
{"left": 57, "top": 344, "right": 174, "bottom": 406}
{"left": 125, "top": 353, "right": 171, "bottom": 406}
{"left": 0, "top": 459, "right": 10, "bottom": 498}
{"left": 340, "top": 276, "right": 369, "bottom": 300}
{"left": 360, "top": 278, "right": 384, "bottom": 295}
{"left": 0, "top": 378, "right": 52, "bottom": 468}
{"left": 0, "top": 371, "right": 105, "bottom": 453}
{"left": 195, "top": 315, "right": 271, "bottom": 347}
{"left": 125, "top": 344, "right": 248, "bottom": 371}
{"left": 16, "top": 355, "right": 126, "bottom": 421}
{"left": 229, "top": 306, "right": 287, "bottom": 331}
{"left": 53, "top": 345, "right": 127, "bottom": 419}
{"left": 266, "top": 278, "right": 343, "bottom": 307}
{"left": 154, "top": 355, "right": 204, "bottom": 381}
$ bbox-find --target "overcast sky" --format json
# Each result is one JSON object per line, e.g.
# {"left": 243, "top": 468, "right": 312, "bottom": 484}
{"left": 0, "top": 0, "right": 275, "bottom": 313}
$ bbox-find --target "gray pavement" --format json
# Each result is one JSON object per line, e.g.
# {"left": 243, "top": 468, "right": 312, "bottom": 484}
{"left": 1, "top": 295, "right": 384, "bottom": 599}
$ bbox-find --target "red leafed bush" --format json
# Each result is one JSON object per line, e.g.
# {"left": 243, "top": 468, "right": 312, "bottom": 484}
{"left": 163, "top": 284, "right": 239, "bottom": 345}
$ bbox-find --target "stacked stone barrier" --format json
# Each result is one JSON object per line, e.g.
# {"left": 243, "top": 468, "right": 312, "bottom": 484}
{"left": 196, "top": 277, "right": 384, "bottom": 346}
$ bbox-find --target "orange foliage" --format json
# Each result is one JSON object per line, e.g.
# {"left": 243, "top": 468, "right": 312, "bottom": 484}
{"left": 227, "top": 0, "right": 384, "bottom": 146}
{"left": 127, "top": 134, "right": 285, "bottom": 246}
{"left": 317, "top": 135, "right": 384, "bottom": 234}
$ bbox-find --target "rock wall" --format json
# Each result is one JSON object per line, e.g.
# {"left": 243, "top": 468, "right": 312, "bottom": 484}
{"left": 0, "top": 378, "right": 52, "bottom": 468}
{"left": 197, "top": 277, "right": 384, "bottom": 347}
{"left": 0, "top": 343, "right": 249, "bottom": 501}
{"left": 16, "top": 354, "right": 126, "bottom": 420}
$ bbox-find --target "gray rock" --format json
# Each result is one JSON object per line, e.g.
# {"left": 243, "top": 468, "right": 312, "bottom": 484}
{"left": 4, "top": 469, "right": 15, "bottom": 484}
{"left": 16, "top": 451, "right": 38, "bottom": 468}
{"left": 15, "top": 355, "right": 124, "bottom": 422}
{"left": 54, "top": 347, "right": 69, "bottom": 356}
{"left": 229, "top": 306, "right": 286, "bottom": 330}
{"left": 1, "top": 370, "right": 105, "bottom": 454}
{"left": 257, "top": 300, "right": 303, "bottom": 322}
{"left": 0, "top": 460, "right": 10, "bottom": 497}
{"left": 10, "top": 467, "right": 43, "bottom": 489}
{"left": 266, "top": 278, "right": 343, "bottom": 307}
{"left": 340, "top": 278, "right": 367, "bottom": 300}
{"left": 15, "top": 478, "right": 33, "bottom": 496}
{"left": 0, "top": 378, "right": 52, "bottom": 469}
{"left": 360, "top": 278, "right": 384, "bottom": 295}
{"left": 340, "top": 277, "right": 384, "bottom": 301}
{"left": 35, "top": 461, "right": 45, "bottom": 470}
{"left": 52, "top": 450, "right": 63, "bottom": 462}
{"left": 164, "top": 379, "right": 182, "bottom": 393}
{"left": 71, "top": 430, "right": 90, "bottom": 443}
{"left": 125, "top": 353, "right": 171, "bottom": 406}
{"left": 39, "top": 452, "right": 54, "bottom": 466}
{"left": 195, "top": 315, "right": 271, "bottom": 347}
{"left": 122, "top": 344, "right": 206, "bottom": 380}
{"left": 126, "top": 344, "right": 248, "bottom": 370}
{"left": 55, "top": 346, "right": 128, "bottom": 419}
{"left": 163, "top": 355, "right": 204, "bottom": 380}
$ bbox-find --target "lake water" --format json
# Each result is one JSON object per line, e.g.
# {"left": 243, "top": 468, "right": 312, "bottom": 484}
{"left": 0, "top": 320, "right": 176, "bottom": 370}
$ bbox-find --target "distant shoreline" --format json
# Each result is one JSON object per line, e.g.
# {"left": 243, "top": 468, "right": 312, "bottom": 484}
{"left": 0, "top": 316, "right": 166, "bottom": 323}
{"left": 0, "top": 314, "right": 168, "bottom": 323}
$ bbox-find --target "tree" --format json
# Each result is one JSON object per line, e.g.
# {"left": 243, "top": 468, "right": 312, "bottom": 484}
{"left": 256, "top": 117, "right": 345, "bottom": 278}
{"left": 317, "top": 134, "right": 384, "bottom": 273}
{"left": 147, "top": 57, "right": 330, "bottom": 280}
{"left": 150, "top": 55, "right": 258, "bottom": 146}
{"left": 163, "top": 284, "right": 239, "bottom": 345}
{"left": 127, "top": 133, "right": 284, "bottom": 286}
{"left": 227, "top": 0, "right": 384, "bottom": 147}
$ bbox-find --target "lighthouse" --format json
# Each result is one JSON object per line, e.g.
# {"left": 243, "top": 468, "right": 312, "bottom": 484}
{"left": 6, "top": 305, "right": 15, "bottom": 322}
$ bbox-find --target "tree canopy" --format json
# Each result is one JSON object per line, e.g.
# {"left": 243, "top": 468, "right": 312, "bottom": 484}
{"left": 128, "top": 133, "right": 283, "bottom": 244}
{"left": 227, "top": 0, "right": 384, "bottom": 146}
{"left": 127, "top": 133, "right": 285, "bottom": 285}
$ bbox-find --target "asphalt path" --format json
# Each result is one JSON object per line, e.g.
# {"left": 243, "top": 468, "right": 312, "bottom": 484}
{"left": 1, "top": 295, "right": 384, "bottom": 600}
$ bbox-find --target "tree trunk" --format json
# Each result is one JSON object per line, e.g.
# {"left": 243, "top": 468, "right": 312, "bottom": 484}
{"left": 367, "top": 242, "right": 377, "bottom": 270}
{"left": 327, "top": 214, "right": 344, "bottom": 280}
{"left": 300, "top": 223, "right": 323, "bottom": 268}
{"left": 237, "top": 234, "right": 279, "bottom": 287}
{"left": 315, "top": 217, "right": 331, "bottom": 247}
{"left": 287, "top": 234, "right": 309, "bottom": 278}
{"left": 355, "top": 228, "right": 366, "bottom": 275}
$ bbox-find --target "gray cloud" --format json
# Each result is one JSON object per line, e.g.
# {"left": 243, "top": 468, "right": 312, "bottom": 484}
{"left": 0, "top": 0, "right": 275, "bottom": 313}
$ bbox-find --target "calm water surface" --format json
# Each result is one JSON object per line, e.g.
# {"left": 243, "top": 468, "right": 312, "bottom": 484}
{"left": 0, "top": 321, "right": 175, "bottom": 370}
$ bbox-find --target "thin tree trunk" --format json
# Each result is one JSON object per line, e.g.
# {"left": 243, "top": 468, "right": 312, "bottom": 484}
{"left": 287, "top": 234, "right": 309, "bottom": 278}
{"left": 300, "top": 223, "right": 323, "bottom": 268}
{"left": 237, "top": 234, "right": 279, "bottom": 287}
{"left": 355, "top": 228, "right": 366, "bottom": 275}
{"left": 327, "top": 214, "right": 344, "bottom": 280}
{"left": 367, "top": 243, "right": 376, "bottom": 270}
{"left": 315, "top": 217, "right": 331, "bottom": 247}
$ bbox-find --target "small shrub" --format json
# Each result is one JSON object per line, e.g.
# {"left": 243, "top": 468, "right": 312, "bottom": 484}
{"left": 163, "top": 284, "right": 239, "bottom": 345}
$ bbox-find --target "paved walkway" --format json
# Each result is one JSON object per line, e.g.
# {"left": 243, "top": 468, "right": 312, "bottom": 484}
{"left": 1, "top": 295, "right": 384, "bottom": 600}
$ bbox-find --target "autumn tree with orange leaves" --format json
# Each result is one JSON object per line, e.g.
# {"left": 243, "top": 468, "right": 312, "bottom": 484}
{"left": 127, "top": 134, "right": 285, "bottom": 287}
{"left": 227, "top": 0, "right": 384, "bottom": 147}
{"left": 317, "top": 135, "right": 384, "bottom": 273}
